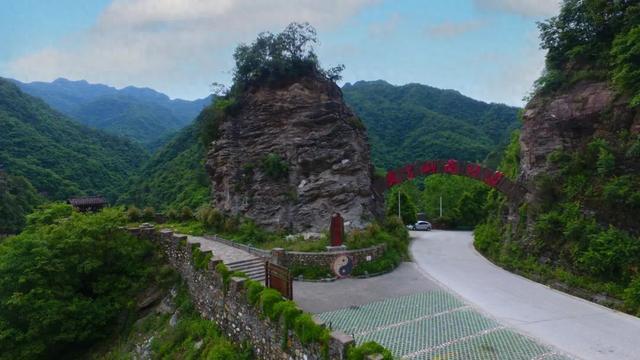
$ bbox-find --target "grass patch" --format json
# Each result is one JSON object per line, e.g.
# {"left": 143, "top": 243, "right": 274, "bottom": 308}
{"left": 290, "top": 265, "right": 334, "bottom": 280}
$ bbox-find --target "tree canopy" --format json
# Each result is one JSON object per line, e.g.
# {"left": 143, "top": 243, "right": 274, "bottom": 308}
{"left": 535, "top": 0, "right": 640, "bottom": 100}
{"left": 231, "top": 22, "right": 343, "bottom": 92}
{"left": 0, "top": 205, "right": 159, "bottom": 359}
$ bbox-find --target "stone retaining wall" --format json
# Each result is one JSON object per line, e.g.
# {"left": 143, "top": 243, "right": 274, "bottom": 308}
{"left": 275, "top": 245, "right": 386, "bottom": 271}
{"left": 129, "top": 226, "right": 354, "bottom": 360}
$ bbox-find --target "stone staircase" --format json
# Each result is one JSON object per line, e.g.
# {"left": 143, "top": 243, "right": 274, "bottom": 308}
{"left": 226, "top": 257, "right": 266, "bottom": 282}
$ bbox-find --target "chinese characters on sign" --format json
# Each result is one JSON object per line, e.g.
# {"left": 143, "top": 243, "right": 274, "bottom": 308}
{"left": 385, "top": 159, "right": 508, "bottom": 190}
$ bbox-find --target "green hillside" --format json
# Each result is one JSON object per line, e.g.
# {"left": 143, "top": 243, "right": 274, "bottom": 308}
{"left": 119, "top": 104, "right": 215, "bottom": 210}
{"left": 0, "top": 78, "right": 148, "bottom": 202}
{"left": 11, "top": 78, "right": 211, "bottom": 149}
{"left": 342, "top": 80, "right": 520, "bottom": 169}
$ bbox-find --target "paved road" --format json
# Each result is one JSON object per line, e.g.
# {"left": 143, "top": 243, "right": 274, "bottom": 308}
{"left": 410, "top": 230, "right": 640, "bottom": 360}
{"left": 295, "top": 262, "right": 439, "bottom": 313}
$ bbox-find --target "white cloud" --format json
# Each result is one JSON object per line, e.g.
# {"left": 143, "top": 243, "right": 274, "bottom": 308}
{"left": 473, "top": 0, "right": 560, "bottom": 17}
{"left": 7, "top": 0, "right": 376, "bottom": 99}
{"left": 425, "top": 20, "right": 487, "bottom": 39}
{"left": 368, "top": 13, "right": 401, "bottom": 37}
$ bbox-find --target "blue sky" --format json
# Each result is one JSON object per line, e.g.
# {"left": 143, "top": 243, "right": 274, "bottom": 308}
{"left": 0, "top": 0, "right": 560, "bottom": 106}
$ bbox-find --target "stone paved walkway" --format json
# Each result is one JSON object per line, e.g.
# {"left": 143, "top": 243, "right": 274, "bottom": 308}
{"left": 182, "top": 234, "right": 257, "bottom": 264}
{"left": 318, "top": 291, "right": 571, "bottom": 360}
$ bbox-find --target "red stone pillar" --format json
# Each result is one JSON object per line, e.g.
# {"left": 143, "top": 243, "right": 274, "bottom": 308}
{"left": 330, "top": 213, "right": 344, "bottom": 247}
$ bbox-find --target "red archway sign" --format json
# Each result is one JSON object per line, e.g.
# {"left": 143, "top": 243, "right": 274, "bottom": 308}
{"left": 384, "top": 159, "right": 527, "bottom": 202}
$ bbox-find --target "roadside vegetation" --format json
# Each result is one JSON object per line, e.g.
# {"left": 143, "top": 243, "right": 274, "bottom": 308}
{"left": 386, "top": 174, "right": 491, "bottom": 229}
{"left": 476, "top": 133, "right": 640, "bottom": 315}
{"left": 473, "top": 0, "right": 640, "bottom": 316}
{"left": 534, "top": 0, "right": 640, "bottom": 102}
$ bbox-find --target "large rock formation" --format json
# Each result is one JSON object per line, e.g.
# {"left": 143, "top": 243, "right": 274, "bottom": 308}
{"left": 499, "top": 80, "right": 640, "bottom": 244}
{"left": 520, "top": 81, "right": 640, "bottom": 198}
{"left": 205, "top": 74, "right": 382, "bottom": 233}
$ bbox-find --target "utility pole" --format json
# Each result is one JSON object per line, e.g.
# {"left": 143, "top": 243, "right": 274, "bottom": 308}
{"left": 439, "top": 196, "right": 443, "bottom": 218}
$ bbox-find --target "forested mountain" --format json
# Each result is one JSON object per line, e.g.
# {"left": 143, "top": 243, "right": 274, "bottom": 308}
{"left": 0, "top": 78, "right": 147, "bottom": 202}
{"left": 10, "top": 78, "right": 212, "bottom": 148}
{"left": 121, "top": 80, "right": 520, "bottom": 211}
{"left": 342, "top": 80, "right": 520, "bottom": 169}
{"left": 119, "top": 105, "right": 214, "bottom": 210}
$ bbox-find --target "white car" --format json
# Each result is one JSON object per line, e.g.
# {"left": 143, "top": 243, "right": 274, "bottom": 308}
{"left": 409, "top": 221, "right": 432, "bottom": 231}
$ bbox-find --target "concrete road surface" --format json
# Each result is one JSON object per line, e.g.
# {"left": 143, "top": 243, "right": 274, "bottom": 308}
{"left": 410, "top": 230, "right": 640, "bottom": 360}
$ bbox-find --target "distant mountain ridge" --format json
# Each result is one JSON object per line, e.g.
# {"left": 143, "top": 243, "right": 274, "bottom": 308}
{"left": 10, "top": 78, "right": 212, "bottom": 148}
{"left": 342, "top": 80, "right": 521, "bottom": 169}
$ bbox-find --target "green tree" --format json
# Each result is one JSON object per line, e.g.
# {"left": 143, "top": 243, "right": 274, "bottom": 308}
{"left": 386, "top": 188, "right": 417, "bottom": 225}
{"left": 232, "top": 22, "right": 343, "bottom": 92}
{"left": 0, "top": 172, "right": 41, "bottom": 234}
{"left": 0, "top": 207, "right": 155, "bottom": 359}
{"left": 612, "top": 25, "right": 640, "bottom": 106}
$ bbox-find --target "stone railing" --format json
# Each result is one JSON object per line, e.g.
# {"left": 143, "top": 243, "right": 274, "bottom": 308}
{"left": 128, "top": 225, "right": 356, "bottom": 360}
{"left": 204, "top": 235, "right": 272, "bottom": 258}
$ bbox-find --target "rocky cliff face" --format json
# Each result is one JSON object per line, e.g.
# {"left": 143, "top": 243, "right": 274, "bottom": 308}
{"left": 205, "top": 74, "right": 382, "bottom": 233}
{"left": 520, "top": 81, "right": 640, "bottom": 200}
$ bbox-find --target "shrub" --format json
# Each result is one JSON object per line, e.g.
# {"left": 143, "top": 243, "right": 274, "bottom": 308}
{"left": 347, "top": 341, "right": 393, "bottom": 360}
{"left": 165, "top": 208, "right": 178, "bottom": 221}
{"left": 623, "top": 276, "right": 640, "bottom": 316}
{"left": 127, "top": 205, "right": 142, "bottom": 222}
{"left": 260, "top": 288, "right": 284, "bottom": 320}
{"left": 142, "top": 206, "right": 155, "bottom": 221}
{"left": 223, "top": 216, "right": 240, "bottom": 233}
{"left": 261, "top": 153, "right": 289, "bottom": 180}
{"left": 473, "top": 220, "right": 502, "bottom": 255}
{"left": 180, "top": 206, "right": 193, "bottom": 220}
{"left": 290, "top": 265, "right": 333, "bottom": 279}
{"left": 245, "top": 280, "right": 265, "bottom": 306}
{"left": 293, "top": 313, "right": 329, "bottom": 346}
{"left": 352, "top": 250, "right": 399, "bottom": 276}
{"left": 577, "top": 226, "right": 639, "bottom": 281}
{"left": 603, "top": 176, "right": 640, "bottom": 208}
{"left": 596, "top": 146, "right": 615, "bottom": 175}
{"left": 191, "top": 246, "right": 213, "bottom": 271}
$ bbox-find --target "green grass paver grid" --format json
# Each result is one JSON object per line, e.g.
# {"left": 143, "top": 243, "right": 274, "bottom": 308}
{"left": 319, "top": 291, "right": 572, "bottom": 360}
{"left": 413, "top": 328, "right": 570, "bottom": 360}
{"left": 353, "top": 309, "right": 499, "bottom": 357}
{"left": 318, "top": 291, "right": 465, "bottom": 335}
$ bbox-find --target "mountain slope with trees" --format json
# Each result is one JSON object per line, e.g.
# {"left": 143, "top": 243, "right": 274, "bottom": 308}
{"left": 342, "top": 80, "right": 521, "bottom": 169}
{"left": 0, "top": 78, "right": 147, "bottom": 202}
{"left": 10, "top": 78, "right": 212, "bottom": 149}
{"left": 119, "top": 111, "right": 212, "bottom": 211}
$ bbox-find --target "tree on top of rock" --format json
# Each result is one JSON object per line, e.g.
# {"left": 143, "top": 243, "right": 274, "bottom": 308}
{"left": 231, "top": 22, "right": 344, "bottom": 92}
